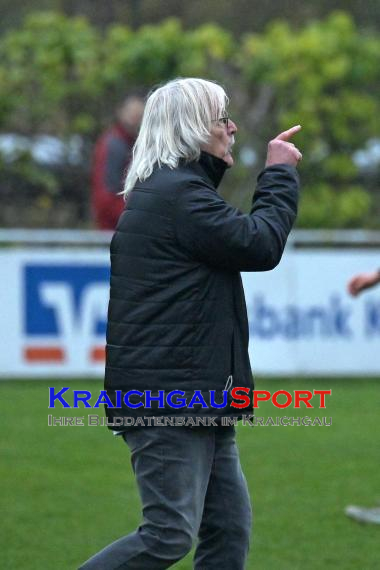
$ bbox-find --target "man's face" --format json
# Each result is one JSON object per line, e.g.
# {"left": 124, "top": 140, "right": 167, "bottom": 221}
{"left": 201, "top": 116, "right": 237, "bottom": 167}
{"left": 118, "top": 98, "right": 145, "bottom": 136}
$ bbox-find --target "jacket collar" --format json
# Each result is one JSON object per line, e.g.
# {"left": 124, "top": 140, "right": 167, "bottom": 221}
{"left": 189, "top": 151, "right": 228, "bottom": 189}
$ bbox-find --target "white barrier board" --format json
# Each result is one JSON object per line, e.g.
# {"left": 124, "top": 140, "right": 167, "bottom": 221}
{"left": 0, "top": 248, "right": 379, "bottom": 377}
{"left": 243, "top": 250, "right": 380, "bottom": 375}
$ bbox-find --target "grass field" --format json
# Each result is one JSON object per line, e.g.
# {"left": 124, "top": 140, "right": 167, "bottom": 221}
{"left": 1, "top": 377, "right": 379, "bottom": 570}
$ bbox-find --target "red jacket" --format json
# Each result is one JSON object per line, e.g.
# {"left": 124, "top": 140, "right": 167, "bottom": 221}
{"left": 91, "top": 123, "right": 136, "bottom": 230}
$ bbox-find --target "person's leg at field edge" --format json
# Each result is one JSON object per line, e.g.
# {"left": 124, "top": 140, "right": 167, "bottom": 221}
{"left": 78, "top": 424, "right": 252, "bottom": 570}
{"left": 345, "top": 505, "right": 380, "bottom": 524}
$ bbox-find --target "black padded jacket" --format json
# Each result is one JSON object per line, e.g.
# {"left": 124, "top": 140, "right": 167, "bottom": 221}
{"left": 104, "top": 151, "right": 299, "bottom": 426}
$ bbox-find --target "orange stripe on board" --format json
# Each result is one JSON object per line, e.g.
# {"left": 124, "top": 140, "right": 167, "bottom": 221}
{"left": 24, "top": 347, "right": 65, "bottom": 362}
{"left": 91, "top": 346, "right": 106, "bottom": 362}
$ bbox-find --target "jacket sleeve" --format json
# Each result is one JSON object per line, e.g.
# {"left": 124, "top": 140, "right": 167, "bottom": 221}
{"left": 174, "top": 164, "right": 300, "bottom": 272}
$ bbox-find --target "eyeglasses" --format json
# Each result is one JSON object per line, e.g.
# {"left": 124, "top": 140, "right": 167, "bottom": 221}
{"left": 212, "top": 115, "right": 230, "bottom": 128}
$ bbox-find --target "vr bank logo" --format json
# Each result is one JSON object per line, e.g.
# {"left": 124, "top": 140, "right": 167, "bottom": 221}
{"left": 23, "top": 264, "right": 109, "bottom": 365}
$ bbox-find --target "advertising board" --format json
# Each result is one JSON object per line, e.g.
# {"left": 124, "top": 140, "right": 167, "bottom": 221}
{"left": 0, "top": 248, "right": 379, "bottom": 377}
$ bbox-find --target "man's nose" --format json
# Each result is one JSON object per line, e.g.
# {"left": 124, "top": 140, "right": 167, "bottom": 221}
{"left": 228, "top": 119, "right": 237, "bottom": 134}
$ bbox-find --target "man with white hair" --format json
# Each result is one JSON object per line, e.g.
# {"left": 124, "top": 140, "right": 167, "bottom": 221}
{"left": 80, "top": 77, "right": 302, "bottom": 569}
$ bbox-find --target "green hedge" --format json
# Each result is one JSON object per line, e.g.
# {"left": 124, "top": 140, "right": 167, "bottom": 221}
{"left": 0, "top": 11, "right": 379, "bottom": 228}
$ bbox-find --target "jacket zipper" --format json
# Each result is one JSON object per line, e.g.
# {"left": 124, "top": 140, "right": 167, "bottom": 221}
{"left": 224, "top": 327, "right": 234, "bottom": 392}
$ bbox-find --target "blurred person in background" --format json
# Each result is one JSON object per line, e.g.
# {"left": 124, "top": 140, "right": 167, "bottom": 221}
{"left": 345, "top": 268, "right": 380, "bottom": 525}
{"left": 79, "top": 77, "right": 302, "bottom": 569}
{"left": 91, "top": 95, "right": 145, "bottom": 230}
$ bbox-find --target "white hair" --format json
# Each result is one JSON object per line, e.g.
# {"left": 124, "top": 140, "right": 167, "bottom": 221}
{"left": 122, "top": 77, "right": 228, "bottom": 196}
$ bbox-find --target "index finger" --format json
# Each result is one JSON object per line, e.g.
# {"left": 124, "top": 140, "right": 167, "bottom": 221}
{"left": 275, "top": 125, "right": 302, "bottom": 141}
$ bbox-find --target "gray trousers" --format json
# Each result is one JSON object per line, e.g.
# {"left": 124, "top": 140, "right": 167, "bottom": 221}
{"left": 79, "top": 425, "right": 252, "bottom": 569}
